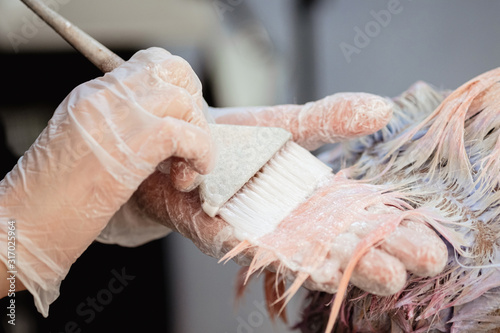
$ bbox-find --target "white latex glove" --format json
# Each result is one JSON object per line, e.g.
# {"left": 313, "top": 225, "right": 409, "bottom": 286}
{"left": 100, "top": 92, "right": 396, "bottom": 246}
{"left": 0, "top": 47, "right": 215, "bottom": 316}
{"left": 211, "top": 88, "right": 447, "bottom": 296}
{"left": 213, "top": 92, "right": 394, "bottom": 150}
{"left": 106, "top": 91, "right": 446, "bottom": 299}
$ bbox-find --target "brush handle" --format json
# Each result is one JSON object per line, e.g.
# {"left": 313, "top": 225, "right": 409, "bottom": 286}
{"left": 20, "top": 0, "right": 124, "bottom": 73}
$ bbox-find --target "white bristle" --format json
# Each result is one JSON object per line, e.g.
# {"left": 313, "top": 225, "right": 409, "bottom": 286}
{"left": 219, "top": 141, "right": 332, "bottom": 240}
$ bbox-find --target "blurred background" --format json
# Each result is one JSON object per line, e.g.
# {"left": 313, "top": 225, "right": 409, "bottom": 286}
{"left": 1, "top": 0, "right": 500, "bottom": 332}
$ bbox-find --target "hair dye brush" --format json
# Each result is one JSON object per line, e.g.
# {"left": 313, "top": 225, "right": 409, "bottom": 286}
{"left": 20, "top": 0, "right": 332, "bottom": 242}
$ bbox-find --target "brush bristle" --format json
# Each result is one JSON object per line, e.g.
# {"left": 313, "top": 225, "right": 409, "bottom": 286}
{"left": 219, "top": 141, "right": 332, "bottom": 240}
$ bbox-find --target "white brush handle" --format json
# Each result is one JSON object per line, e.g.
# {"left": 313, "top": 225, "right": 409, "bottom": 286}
{"left": 20, "top": 0, "right": 124, "bottom": 73}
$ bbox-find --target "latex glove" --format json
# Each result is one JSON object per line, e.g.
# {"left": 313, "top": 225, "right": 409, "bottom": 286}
{"left": 100, "top": 92, "right": 394, "bottom": 247}
{"left": 212, "top": 92, "right": 393, "bottom": 150}
{"left": 98, "top": 92, "right": 393, "bottom": 245}
{"left": 118, "top": 92, "right": 447, "bottom": 298}
{"left": 220, "top": 90, "right": 446, "bottom": 297}
{"left": 0, "top": 47, "right": 214, "bottom": 316}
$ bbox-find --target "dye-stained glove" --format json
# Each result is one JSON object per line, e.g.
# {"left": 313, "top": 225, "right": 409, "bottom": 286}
{"left": 0, "top": 47, "right": 215, "bottom": 316}
{"left": 100, "top": 92, "right": 396, "bottom": 247}
{"left": 212, "top": 92, "right": 393, "bottom": 150}
{"left": 100, "top": 91, "right": 395, "bottom": 249}
{"left": 104, "top": 90, "right": 447, "bottom": 298}
{"left": 210, "top": 88, "right": 448, "bottom": 296}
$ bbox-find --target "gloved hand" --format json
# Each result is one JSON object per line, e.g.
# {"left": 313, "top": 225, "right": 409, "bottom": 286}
{"left": 99, "top": 92, "right": 396, "bottom": 247}
{"left": 0, "top": 47, "right": 215, "bottom": 316}
{"left": 212, "top": 92, "right": 394, "bottom": 150}
{"left": 105, "top": 90, "right": 447, "bottom": 298}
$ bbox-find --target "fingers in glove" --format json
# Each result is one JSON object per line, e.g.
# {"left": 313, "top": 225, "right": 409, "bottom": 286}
{"left": 151, "top": 90, "right": 214, "bottom": 192}
{"left": 145, "top": 84, "right": 213, "bottom": 191}
{"left": 1, "top": 47, "right": 214, "bottom": 315}
{"left": 350, "top": 248, "right": 407, "bottom": 296}
{"left": 118, "top": 79, "right": 207, "bottom": 127}
{"left": 133, "top": 170, "right": 236, "bottom": 259}
{"left": 156, "top": 55, "right": 204, "bottom": 109}
{"left": 350, "top": 220, "right": 448, "bottom": 277}
{"left": 129, "top": 48, "right": 204, "bottom": 109}
{"left": 303, "top": 255, "right": 343, "bottom": 294}
{"left": 213, "top": 92, "right": 393, "bottom": 150}
{"left": 330, "top": 232, "right": 407, "bottom": 296}
{"left": 120, "top": 48, "right": 209, "bottom": 132}
{"left": 123, "top": 48, "right": 213, "bottom": 190}
{"left": 146, "top": 118, "right": 214, "bottom": 177}
{"left": 170, "top": 157, "right": 205, "bottom": 192}
{"left": 154, "top": 87, "right": 211, "bottom": 191}
{"left": 381, "top": 221, "right": 448, "bottom": 277}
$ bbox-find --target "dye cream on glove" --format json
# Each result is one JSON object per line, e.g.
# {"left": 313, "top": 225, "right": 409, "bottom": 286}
{"left": 112, "top": 89, "right": 445, "bottom": 298}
